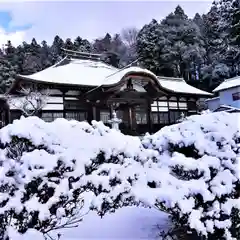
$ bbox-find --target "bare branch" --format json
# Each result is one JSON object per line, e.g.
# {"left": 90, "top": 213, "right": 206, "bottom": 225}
{"left": 121, "top": 27, "right": 139, "bottom": 47}
{"left": 6, "top": 86, "right": 50, "bottom": 117}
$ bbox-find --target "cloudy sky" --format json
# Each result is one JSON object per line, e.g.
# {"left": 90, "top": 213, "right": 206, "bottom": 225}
{"left": 0, "top": 1, "right": 212, "bottom": 46}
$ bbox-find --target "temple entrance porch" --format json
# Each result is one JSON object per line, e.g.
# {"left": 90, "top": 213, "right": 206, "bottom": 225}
{"left": 106, "top": 94, "right": 153, "bottom": 135}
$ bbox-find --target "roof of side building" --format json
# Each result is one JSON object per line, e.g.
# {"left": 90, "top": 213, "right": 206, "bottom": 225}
{"left": 213, "top": 76, "right": 240, "bottom": 92}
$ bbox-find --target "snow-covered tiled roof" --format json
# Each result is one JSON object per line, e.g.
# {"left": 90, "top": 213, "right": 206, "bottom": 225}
{"left": 18, "top": 57, "right": 156, "bottom": 87}
{"left": 213, "top": 76, "right": 240, "bottom": 92}
{"left": 157, "top": 77, "right": 212, "bottom": 96}
{"left": 17, "top": 58, "right": 211, "bottom": 96}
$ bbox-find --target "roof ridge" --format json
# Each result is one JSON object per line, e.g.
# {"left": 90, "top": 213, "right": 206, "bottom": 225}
{"left": 224, "top": 75, "right": 240, "bottom": 82}
{"left": 157, "top": 76, "right": 184, "bottom": 81}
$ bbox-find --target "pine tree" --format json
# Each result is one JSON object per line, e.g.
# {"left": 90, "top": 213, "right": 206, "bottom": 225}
{"left": 200, "top": 6, "right": 230, "bottom": 88}
{"left": 40, "top": 40, "right": 52, "bottom": 69}
{"left": 137, "top": 19, "right": 163, "bottom": 74}
{"left": 64, "top": 38, "right": 74, "bottom": 50}
{"left": 193, "top": 13, "right": 204, "bottom": 33}
{"left": 4, "top": 40, "right": 20, "bottom": 72}
{"left": 214, "top": 0, "right": 240, "bottom": 77}
{"left": 73, "top": 36, "right": 92, "bottom": 52}
{"left": 21, "top": 38, "right": 43, "bottom": 75}
{"left": 51, "top": 35, "right": 64, "bottom": 63}
{"left": 93, "top": 33, "right": 112, "bottom": 53}
{"left": 231, "top": 0, "right": 240, "bottom": 46}
{"left": 0, "top": 49, "right": 17, "bottom": 93}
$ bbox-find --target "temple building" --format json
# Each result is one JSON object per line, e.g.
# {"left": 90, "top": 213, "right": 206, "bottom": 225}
{"left": 6, "top": 50, "right": 212, "bottom": 135}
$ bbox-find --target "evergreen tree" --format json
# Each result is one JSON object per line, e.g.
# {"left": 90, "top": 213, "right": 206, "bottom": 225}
{"left": 0, "top": 49, "right": 17, "bottom": 93}
{"left": 40, "top": 40, "right": 52, "bottom": 69}
{"left": 231, "top": 0, "right": 240, "bottom": 46}
{"left": 4, "top": 40, "right": 20, "bottom": 72}
{"left": 73, "top": 36, "right": 92, "bottom": 52}
{"left": 160, "top": 6, "right": 205, "bottom": 79}
{"left": 137, "top": 6, "right": 205, "bottom": 80}
{"left": 200, "top": 6, "right": 229, "bottom": 89}
{"left": 64, "top": 38, "right": 74, "bottom": 50}
{"left": 193, "top": 13, "right": 204, "bottom": 32}
{"left": 21, "top": 38, "right": 43, "bottom": 75}
{"left": 93, "top": 33, "right": 112, "bottom": 53}
{"left": 93, "top": 33, "right": 124, "bottom": 67}
{"left": 137, "top": 19, "right": 163, "bottom": 74}
{"left": 51, "top": 35, "right": 64, "bottom": 63}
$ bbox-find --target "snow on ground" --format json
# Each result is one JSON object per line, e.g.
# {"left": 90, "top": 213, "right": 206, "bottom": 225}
{"left": 10, "top": 207, "right": 169, "bottom": 240}
{"left": 53, "top": 207, "right": 169, "bottom": 240}
{"left": 49, "top": 192, "right": 170, "bottom": 240}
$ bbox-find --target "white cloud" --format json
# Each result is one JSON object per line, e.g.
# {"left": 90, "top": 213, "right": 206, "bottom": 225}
{"left": 0, "top": 1, "right": 212, "bottom": 46}
{"left": 0, "top": 27, "right": 26, "bottom": 46}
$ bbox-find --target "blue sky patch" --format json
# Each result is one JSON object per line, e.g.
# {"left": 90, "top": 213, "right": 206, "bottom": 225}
{"left": 0, "top": 11, "right": 31, "bottom": 32}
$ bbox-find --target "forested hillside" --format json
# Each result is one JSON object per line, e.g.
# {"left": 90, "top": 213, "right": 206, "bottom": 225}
{"left": 0, "top": 0, "right": 239, "bottom": 94}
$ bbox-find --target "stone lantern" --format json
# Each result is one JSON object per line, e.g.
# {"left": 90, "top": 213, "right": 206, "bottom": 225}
{"left": 108, "top": 111, "right": 122, "bottom": 131}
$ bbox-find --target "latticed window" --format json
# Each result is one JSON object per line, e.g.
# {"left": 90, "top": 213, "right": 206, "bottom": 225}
{"left": 100, "top": 110, "right": 110, "bottom": 123}
{"left": 151, "top": 96, "right": 189, "bottom": 124}
{"left": 65, "top": 111, "right": 87, "bottom": 121}
{"left": 64, "top": 101, "right": 82, "bottom": 110}
{"left": 159, "top": 112, "right": 169, "bottom": 124}
{"left": 151, "top": 100, "right": 168, "bottom": 112}
{"left": 135, "top": 106, "right": 147, "bottom": 124}
{"left": 151, "top": 112, "right": 158, "bottom": 124}
{"left": 169, "top": 111, "right": 181, "bottom": 124}
{"left": 41, "top": 112, "right": 64, "bottom": 122}
{"left": 135, "top": 112, "right": 147, "bottom": 124}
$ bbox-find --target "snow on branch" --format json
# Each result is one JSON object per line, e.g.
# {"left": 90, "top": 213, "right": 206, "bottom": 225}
{"left": 7, "top": 87, "right": 50, "bottom": 116}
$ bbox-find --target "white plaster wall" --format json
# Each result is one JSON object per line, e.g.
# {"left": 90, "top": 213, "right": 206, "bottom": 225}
{"left": 206, "top": 97, "right": 220, "bottom": 111}
{"left": 219, "top": 86, "right": 240, "bottom": 108}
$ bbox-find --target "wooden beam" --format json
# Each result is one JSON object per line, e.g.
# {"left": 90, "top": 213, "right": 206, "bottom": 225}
{"left": 147, "top": 98, "right": 152, "bottom": 134}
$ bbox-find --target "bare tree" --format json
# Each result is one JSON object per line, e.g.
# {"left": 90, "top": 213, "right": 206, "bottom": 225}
{"left": 7, "top": 87, "right": 50, "bottom": 117}
{"left": 120, "top": 27, "right": 139, "bottom": 65}
{"left": 121, "top": 27, "right": 139, "bottom": 47}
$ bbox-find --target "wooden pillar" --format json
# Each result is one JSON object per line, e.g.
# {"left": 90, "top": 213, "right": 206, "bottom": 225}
{"left": 4, "top": 100, "right": 10, "bottom": 126}
{"left": 131, "top": 105, "right": 137, "bottom": 131}
{"left": 128, "top": 106, "right": 133, "bottom": 129}
{"left": 147, "top": 99, "right": 152, "bottom": 134}
{"left": 87, "top": 103, "right": 94, "bottom": 123}
{"left": 109, "top": 104, "right": 113, "bottom": 118}
{"left": 62, "top": 90, "right": 66, "bottom": 118}
{"left": 92, "top": 105, "right": 97, "bottom": 120}
{"left": 167, "top": 96, "right": 171, "bottom": 124}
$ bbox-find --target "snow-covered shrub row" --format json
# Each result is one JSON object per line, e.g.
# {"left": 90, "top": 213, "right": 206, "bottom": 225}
{"left": 0, "top": 116, "right": 142, "bottom": 239}
{"left": 141, "top": 112, "right": 240, "bottom": 239}
{"left": 86, "top": 112, "right": 240, "bottom": 240}
{"left": 0, "top": 113, "right": 239, "bottom": 240}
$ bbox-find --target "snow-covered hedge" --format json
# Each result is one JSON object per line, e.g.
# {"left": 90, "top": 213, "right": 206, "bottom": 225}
{"left": 86, "top": 112, "right": 240, "bottom": 239}
{"left": 0, "top": 116, "right": 142, "bottom": 239}
{"left": 0, "top": 113, "right": 239, "bottom": 239}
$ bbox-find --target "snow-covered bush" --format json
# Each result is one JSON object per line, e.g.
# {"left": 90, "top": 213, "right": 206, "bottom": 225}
{"left": 0, "top": 116, "right": 142, "bottom": 239}
{"left": 0, "top": 123, "right": 86, "bottom": 239}
{"left": 142, "top": 112, "right": 240, "bottom": 239}
{"left": 86, "top": 112, "right": 240, "bottom": 240}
